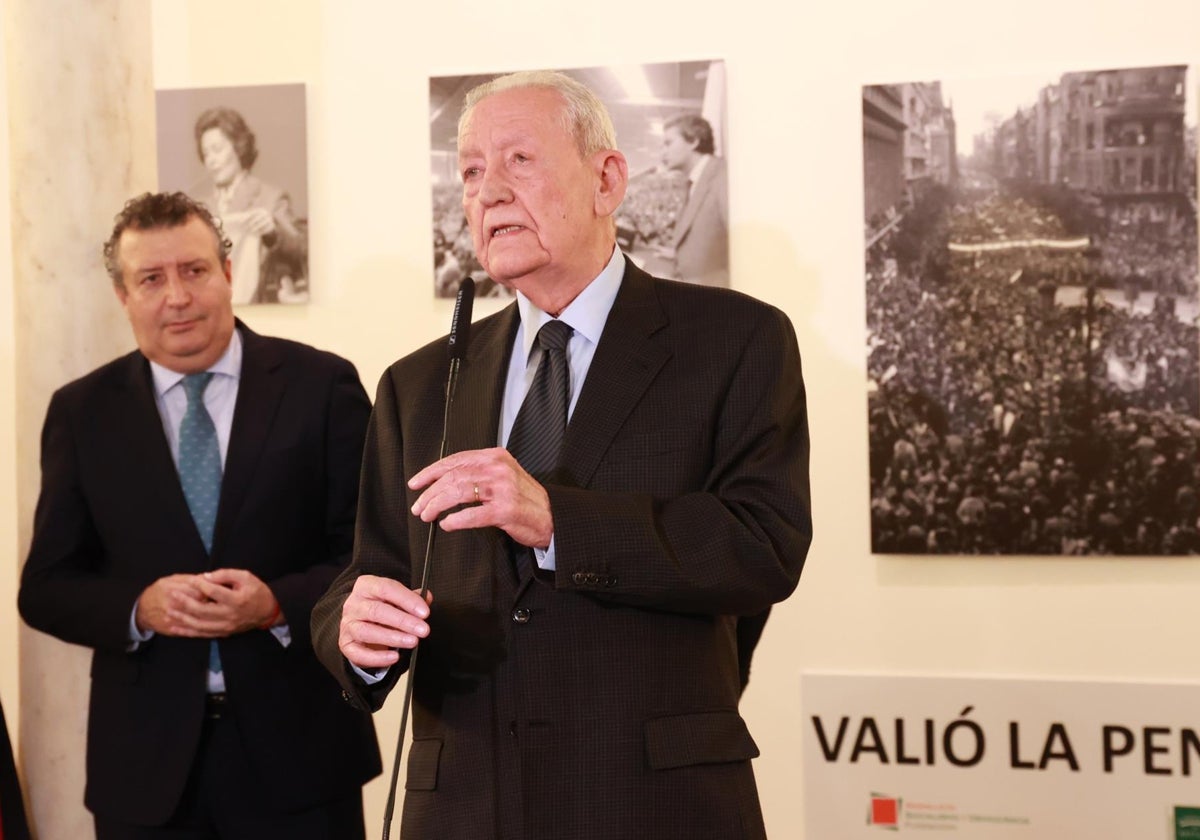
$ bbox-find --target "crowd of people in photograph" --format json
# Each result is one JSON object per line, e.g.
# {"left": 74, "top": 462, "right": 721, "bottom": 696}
{"left": 946, "top": 194, "right": 1072, "bottom": 243}
{"left": 616, "top": 170, "right": 689, "bottom": 251}
{"left": 431, "top": 183, "right": 488, "bottom": 298}
{"left": 867, "top": 186, "right": 1200, "bottom": 555}
{"left": 1099, "top": 200, "right": 1198, "bottom": 297}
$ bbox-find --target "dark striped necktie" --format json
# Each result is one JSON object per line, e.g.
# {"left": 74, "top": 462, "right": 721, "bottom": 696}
{"left": 507, "top": 319, "right": 573, "bottom": 481}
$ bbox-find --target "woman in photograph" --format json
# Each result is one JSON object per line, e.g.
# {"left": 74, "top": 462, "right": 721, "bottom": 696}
{"left": 194, "top": 106, "right": 308, "bottom": 304}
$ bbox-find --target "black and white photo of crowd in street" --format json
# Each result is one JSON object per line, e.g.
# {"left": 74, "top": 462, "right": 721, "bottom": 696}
{"left": 864, "top": 66, "right": 1200, "bottom": 555}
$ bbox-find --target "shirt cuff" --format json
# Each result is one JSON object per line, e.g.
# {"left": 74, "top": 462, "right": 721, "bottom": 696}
{"left": 127, "top": 604, "right": 154, "bottom": 652}
{"left": 534, "top": 534, "right": 558, "bottom": 571}
{"left": 351, "top": 662, "right": 389, "bottom": 685}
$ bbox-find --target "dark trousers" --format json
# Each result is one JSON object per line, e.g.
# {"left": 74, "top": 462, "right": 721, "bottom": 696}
{"left": 94, "top": 698, "right": 365, "bottom": 840}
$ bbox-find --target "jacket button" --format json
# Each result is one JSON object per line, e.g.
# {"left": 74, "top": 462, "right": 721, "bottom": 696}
{"left": 512, "top": 607, "right": 531, "bottom": 624}
{"left": 605, "top": 575, "right": 617, "bottom": 587}
{"left": 585, "top": 572, "right": 600, "bottom": 585}
{"left": 572, "top": 572, "right": 586, "bottom": 585}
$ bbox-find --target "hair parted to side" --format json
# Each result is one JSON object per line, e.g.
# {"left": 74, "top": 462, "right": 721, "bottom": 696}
{"left": 458, "top": 70, "right": 617, "bottom": 158}
{"left": 102, "top": 191, "right": 232, "bottom": 287}
{"left": 665, "top": 114, "right": 715, "bottom": 156}
{"left": 194, "top": 106, "right": 259, "bottom": 170}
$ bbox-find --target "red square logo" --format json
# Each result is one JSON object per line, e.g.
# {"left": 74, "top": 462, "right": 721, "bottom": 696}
{"left": 870, "top": 796, "right": 899, "bottom": 827}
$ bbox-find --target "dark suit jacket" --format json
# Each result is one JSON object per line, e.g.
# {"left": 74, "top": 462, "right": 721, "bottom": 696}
{"left": 313, "top": 260, "right": 810, "bottom": 840}
{"left": 672, "top": 156, "right": 730, "bottom": 287}
{"left": 19, "top": 323, "right": 381, "bottom": 826}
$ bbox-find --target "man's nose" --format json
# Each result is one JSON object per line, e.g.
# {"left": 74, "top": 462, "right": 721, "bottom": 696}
{"left": 163, "top": 271, "right": 191, "bottom": 305}
{"left": 477, "top": 167, "right": 512, "bottom": 206}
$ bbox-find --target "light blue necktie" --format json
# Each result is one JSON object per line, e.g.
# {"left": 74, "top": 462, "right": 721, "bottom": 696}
{"left": 178, "top": 373, "right": 223, "bottom": 676}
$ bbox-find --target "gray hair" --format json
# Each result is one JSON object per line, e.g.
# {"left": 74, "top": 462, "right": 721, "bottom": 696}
{"left": 458, "top": 70, "right": 617, "bottom": 158}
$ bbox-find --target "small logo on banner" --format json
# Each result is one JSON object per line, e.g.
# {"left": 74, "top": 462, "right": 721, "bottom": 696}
{"left": 867, "top": 793, "right": 901, "bottom": 830}
{"left": 1176, "top": 806, "right": 1200, "bottom": 840}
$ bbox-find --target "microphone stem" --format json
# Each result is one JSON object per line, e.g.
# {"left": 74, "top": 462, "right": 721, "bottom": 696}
{"left": 381, "top": 356, "right": 461, "bottom": 840}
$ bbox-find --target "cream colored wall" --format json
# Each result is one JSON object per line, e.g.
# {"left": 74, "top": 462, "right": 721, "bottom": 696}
{"left": 0, "top": 0, "right": 19, "bottom": 740}
{"left": 0, "top": 0, "right": 1172, "bottom": 837}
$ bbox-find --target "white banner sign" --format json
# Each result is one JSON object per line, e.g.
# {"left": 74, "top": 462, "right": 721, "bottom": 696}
{"left": 802, "top": 672, "right": 1200, "bottom": 839}
{"left": 946, "top": 237, "right": 1090, "bottom": 252}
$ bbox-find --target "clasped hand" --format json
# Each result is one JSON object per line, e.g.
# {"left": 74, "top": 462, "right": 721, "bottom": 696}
{"left": 136, "top": 568, "right": 280, "bottom": 638}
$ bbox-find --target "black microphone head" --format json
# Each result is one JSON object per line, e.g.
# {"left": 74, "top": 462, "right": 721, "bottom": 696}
{"left": 448, "top": 277, "right": 476, "bottom": 360}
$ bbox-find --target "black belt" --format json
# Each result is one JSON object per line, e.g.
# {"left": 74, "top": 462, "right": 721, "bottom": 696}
{"left": 205, "top": 692, "right": 229, "bottom": 719}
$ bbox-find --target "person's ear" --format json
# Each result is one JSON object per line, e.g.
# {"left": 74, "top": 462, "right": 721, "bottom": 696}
{"left": 593, "top": 149, "right": 628, "bottom": 219}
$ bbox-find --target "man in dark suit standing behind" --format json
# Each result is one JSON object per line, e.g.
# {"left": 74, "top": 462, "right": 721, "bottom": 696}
{"left": 660, "top": 113, "right": 730, "bottom": 287}
{"left": 19, "top": 192, "right": 380, "bottom": 839}
{"left": 312, "top": 71, "right": 810, "bottom": 840}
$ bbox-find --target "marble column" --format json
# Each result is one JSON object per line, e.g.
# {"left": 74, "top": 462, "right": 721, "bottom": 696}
{"left": 6, "top": 1, "right": 156, "bottom": 837}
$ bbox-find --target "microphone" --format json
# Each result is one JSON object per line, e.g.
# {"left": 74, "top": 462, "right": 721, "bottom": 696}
{"left": 443, "top": 277, "right": 475, "bottom": 406}
{"left": 381, "top": 277, "right": 475, "bottom": 840}
{"left": 448, "top": 276, "right": 475, "bottom": 361}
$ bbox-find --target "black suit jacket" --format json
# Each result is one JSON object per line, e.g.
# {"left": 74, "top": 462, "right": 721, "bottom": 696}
{"left": 19, "top": 323, "right": 381, "bottom": 826}
{"left": 313, "top": 260, "right": 811, "bottom": 840}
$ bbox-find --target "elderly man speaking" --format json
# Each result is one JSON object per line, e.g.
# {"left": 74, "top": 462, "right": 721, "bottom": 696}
{"left": 313, "top": 70, "right": 811, "bottom": 840}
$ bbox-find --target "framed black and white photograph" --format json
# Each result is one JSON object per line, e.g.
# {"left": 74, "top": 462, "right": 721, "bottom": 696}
{"left": 863, "top": 66, "right": 1199, "bottom": 555}
{"left": 428, "top": 59, "right": 729, "bottom": 298}
{"left": 157, "top": 83, "right": 310, "bottom": 305}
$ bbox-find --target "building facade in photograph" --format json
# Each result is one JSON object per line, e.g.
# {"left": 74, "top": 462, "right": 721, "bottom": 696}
{"left": 862, "top": 84, "right": 906, "bottom": 227}
{"left": 901, "top": 82, "right": 958, "bottom": 192}
{"left": 981, "top": 66, "right": 1188, "bottom": 197}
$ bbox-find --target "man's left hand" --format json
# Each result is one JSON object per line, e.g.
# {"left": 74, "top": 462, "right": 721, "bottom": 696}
{"left": 408, "top": 447, "right": 553, "bottom": 549}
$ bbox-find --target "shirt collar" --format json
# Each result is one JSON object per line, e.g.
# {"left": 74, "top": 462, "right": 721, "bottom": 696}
{"left": 150, "top": 326, "right": 243, "bottom": 398}
{"left": 515, "top": 245, "right": 624, "bottom": 363}
{"left": 687, "top": 154, "right": 710, "bottom": 189}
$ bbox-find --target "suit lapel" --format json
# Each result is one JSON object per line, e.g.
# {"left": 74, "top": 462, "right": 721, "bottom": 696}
{"left": 560, "top": 260, "right": 670, "bottom": 489}
{"left": 119, "top": 352, "right": 212, "bottom": 562}
{"left": 212, "top": 324, "right": 285, "bottom": 559}
{"left": 446, "top": 303, "right": 518, "bottom": 455}
{"left": 442, "top": 303, "right": 522, "bottom": 588}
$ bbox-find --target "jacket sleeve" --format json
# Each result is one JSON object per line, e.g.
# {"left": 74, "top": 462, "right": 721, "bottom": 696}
{"left": 18, "top": 389, "right": 146, "bottom": 653}
{"left": 311, "top": 366, "right": 412, "bottom": 711}
{"left": 261, "top": 355, "right": 370, "bottom": 652}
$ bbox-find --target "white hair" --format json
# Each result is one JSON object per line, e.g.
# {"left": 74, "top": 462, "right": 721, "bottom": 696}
{"left": 458, "top": 70, "right": 617, "bottom": 157}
